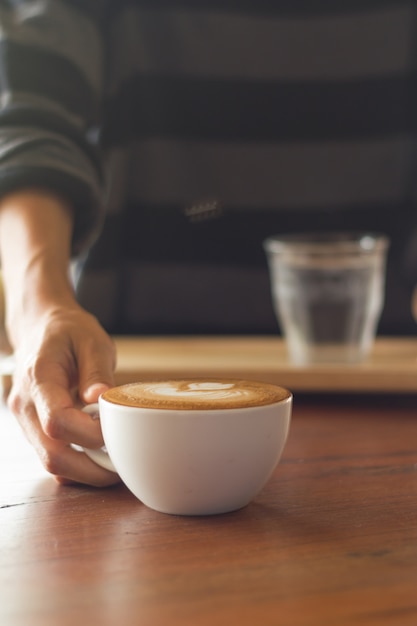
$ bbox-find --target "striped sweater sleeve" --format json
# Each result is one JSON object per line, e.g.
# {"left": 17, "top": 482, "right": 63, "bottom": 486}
{"left": 0, "top": 0, "right": 105, "bottom": 255}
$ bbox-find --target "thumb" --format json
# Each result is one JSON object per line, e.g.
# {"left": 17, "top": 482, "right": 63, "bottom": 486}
{"left": 82, "top": 382, "right": 112, "bottom": 404}
{"left": 78, "top": 339, "right": 116, "bottom": 403}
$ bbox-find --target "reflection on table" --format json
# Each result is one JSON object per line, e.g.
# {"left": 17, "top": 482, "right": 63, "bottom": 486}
{"left": 2, "top": 393, "right": 417, "bottom": 626}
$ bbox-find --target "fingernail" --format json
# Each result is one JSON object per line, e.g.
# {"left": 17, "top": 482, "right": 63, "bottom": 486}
{"left": 84, "top": 383, "right": 110, "bottom": 402}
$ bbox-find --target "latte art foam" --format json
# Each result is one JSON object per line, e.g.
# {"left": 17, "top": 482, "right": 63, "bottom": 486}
{"left": 150, "top": 381, "right": 251, "bottom": 401}
{"left": 102, "top": 379, "right": 290, "bottom": 410}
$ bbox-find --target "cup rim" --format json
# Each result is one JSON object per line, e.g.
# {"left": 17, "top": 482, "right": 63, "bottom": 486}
{"left": 99, "top": 389, "right": 293, "bottom": 412}
{"left": 263, "top": 231, "right": 390, "bottom": 256}
{"left": 98, "top": 379, "right": 292, "bottom": 411}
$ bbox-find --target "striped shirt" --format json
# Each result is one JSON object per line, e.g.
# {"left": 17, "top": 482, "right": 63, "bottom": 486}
{"left": 0, "top": 0, "right": 417, "bottom": 334}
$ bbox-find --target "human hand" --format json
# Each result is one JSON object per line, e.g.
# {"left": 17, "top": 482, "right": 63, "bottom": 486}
{"left": 7, "top": 305, "right": 120, "bottom": 487}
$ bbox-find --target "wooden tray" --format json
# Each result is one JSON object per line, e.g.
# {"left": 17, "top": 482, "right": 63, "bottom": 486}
{"left": 113, "top": 336, "right": 417, "bottom": 393}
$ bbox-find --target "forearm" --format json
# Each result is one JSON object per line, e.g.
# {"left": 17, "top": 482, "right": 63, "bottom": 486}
{"left": 0, "top": 189, "right": 78, "bottom": 347}
{"left": 0, "top": 2, "right": 105, "bottom": 263}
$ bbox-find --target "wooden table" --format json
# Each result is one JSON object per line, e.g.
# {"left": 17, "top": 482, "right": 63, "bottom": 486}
{"left": 2, "top": 388, "right": 417, "bottom": 625}
{"left": 112, "top": 335, "right": 417, "bottom": 393}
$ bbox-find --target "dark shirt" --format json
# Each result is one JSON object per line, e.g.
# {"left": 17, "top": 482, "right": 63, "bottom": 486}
{"left": 0, "top": 0, "right": 416, "bottom": 334}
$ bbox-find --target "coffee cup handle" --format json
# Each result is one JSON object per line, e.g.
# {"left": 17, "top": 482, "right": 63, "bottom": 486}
{"left": 80, "top": 403, "right": 118, "bottom": 473}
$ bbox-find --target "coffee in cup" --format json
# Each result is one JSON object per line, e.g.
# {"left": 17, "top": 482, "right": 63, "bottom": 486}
{"left": 82, "top": 378, "right": 292, "bottom": 516}
{"left": 102, "top": 379, "right": 289, "bottom": 409}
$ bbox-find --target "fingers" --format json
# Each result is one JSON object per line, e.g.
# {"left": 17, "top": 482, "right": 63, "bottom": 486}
{"left": 77, "top": 334, "right": 116, "bottom": 404}
{"left": 8, "top": 309, "right": 119, "bottom": 486}
{"left": 32, "top": 386, "right": 105, "bottom": 449}
{"left": 12, "top": 349, "right": 106, "bottom": 449}
{"left": 34, "top": 432, "right": 119, "bottom": 487}
{"left": 82, "top": 382, "right": 112, "bottom": 404}
{"left": 50, "top": 447, "right": 120, "bottom": 489}
{"left": 9, "top": 384, "right": 120, "bottom": 486}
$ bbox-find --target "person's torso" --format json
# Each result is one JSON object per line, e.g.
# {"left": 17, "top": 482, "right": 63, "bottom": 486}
{"left": 77, "top": 1, "right": 417, "bottom": 335}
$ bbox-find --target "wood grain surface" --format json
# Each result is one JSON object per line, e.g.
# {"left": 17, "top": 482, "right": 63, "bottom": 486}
{"left": 2, "top": 395, "right": 417, "bottom": 626}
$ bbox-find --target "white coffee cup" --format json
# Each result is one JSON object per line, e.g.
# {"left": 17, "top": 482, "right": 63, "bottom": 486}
{"left": 82, "top": 379, "right": 292, "bottom": 516}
